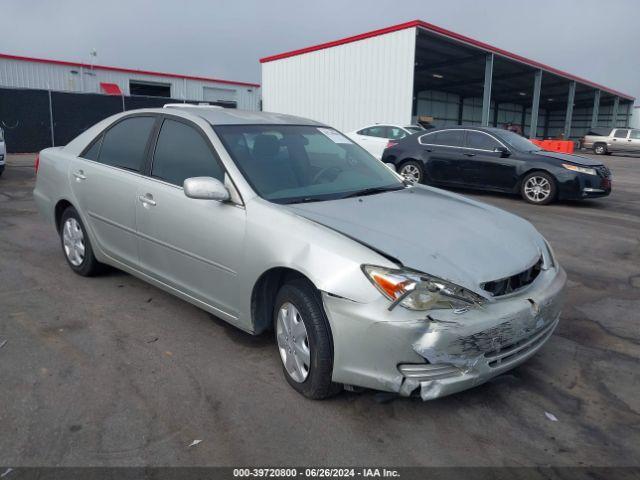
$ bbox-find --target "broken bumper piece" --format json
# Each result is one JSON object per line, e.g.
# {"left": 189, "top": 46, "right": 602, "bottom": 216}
{"left": 322, "top": 266, "right": 566, "bottom": 401}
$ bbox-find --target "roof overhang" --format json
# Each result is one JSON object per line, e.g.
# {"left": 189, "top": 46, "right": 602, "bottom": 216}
{"left": 260, "top": 19, "right": 634, "bottom": 103}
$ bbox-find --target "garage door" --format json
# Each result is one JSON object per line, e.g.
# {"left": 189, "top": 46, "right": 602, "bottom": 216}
{"left": 203, "top": 87, "right": 238, "bottom": 105}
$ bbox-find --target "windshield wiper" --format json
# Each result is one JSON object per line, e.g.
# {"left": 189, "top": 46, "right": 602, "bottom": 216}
{"left": 279, "top": 196, "right": 328, "bottom": 205}
{"left": 339, "top": 185, "right": 405, "bottom": 200}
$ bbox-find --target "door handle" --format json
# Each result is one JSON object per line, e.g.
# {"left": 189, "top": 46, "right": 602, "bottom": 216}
{"left": 138, "top": 194, "right": 157, "bottom": 207}
{"left": 464, "top": 153, "right": 475, "bottom": 157}
{"left": 73, "top": 170, "right": 86, "bottom": 180}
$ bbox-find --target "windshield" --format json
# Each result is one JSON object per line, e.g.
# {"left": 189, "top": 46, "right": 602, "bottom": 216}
{"left": 0, "top": 128, "right": 4, "bottom": 142}
{"left": 214, "top": 125, "right": 404, "bottom": 204}
{"left": 498, "top": 130, "right": 541, "bottom": 152}
{"left": 405, "top": 126, "right": 424, "bottom": 133}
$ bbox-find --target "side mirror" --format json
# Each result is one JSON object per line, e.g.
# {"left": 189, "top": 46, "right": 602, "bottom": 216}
{"left": 183, "top": 177, "right": 230, "bottom": 202}
{"left": 494, "top": 146, "right": 511, "bottom": 157}
{"left": 385, "top": 162, "right": 397, "bottom": 172}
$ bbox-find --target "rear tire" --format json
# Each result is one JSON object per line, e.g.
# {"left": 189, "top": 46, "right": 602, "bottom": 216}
{"left": 593, "top": 143, "right": 607, "bottom": 155}
{"left": 274, "top": 279, "right": 341, "bottom": 400}
{"left": 521, "top": 171, "right": 556, "bottom": 205}
{"left": 60, "top": 206, "right": 103, "bottom": 276}
{"left": 398, "top": 160, "right": 424, "bottom": 183}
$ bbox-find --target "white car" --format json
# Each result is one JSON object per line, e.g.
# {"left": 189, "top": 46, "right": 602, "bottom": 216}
{"left": 347, "top": 124, "right": 425, "bottom": 159}
{"left": 0, "top": 127, "right": 6, "bottom": 177}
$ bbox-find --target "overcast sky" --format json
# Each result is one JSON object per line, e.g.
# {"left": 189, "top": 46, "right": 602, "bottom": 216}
{"left": 4, "top": 0, "right": 638, "bottom": 101}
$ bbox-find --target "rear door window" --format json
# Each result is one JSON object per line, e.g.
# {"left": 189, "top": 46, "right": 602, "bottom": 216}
{"left": 98, "top": 116, "right": 156, "bottom": 172}
{"left": 613, "top": 129, "right": 629, "bottom": 139}
{"left": 151, "top": 119, "right": 224, "bottom": 186}
{"left": 435, "top": 130, "right": 465, "bottom": 147}
{"left": 630, "top": 130, "right": 640, "bottom": 140}
{"left": 466, "top": 131, "right": 501, "bottom": 150}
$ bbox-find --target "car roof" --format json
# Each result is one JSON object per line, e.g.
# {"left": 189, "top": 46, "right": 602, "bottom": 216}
{"left": 157, "top": 105, "right": 325, "bottom": 126}
{"left": 421, "top": 126, "right": 506, "bottom": 135}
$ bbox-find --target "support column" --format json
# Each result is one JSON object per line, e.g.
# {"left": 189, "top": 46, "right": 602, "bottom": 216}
{"left": 543, "top": 110, "right": 550, "bottom": 139}
{"left": 564, "top": 81, "right": 576, "bottom": 138}
{"left": 48, "top": 90, "right": 55, "bottom": 147}
{"left": 530, "top": 70, "right": 542, "bottom": 138}
{"left": 611, "top": 96, "right": 620, "bottom": 127}
{"left": 625, "top": 103, "right": 631, "bottom": 127}
{"left": 492, "top": 102, "right": 499, "bottom": 127}
{"left": 481, "top": 54, "right": 494, "bottom": 126}
{"left": 590, "top": 90, "right": 601, "bottom": 129}
{"left": 457, "top": 97, "right": 464, "bottom": 125}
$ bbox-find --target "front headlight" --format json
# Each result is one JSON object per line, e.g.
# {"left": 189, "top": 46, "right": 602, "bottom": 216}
{"left": 562, "top": 163, "right": 596, "bottom": 176}
{"left": 362, "top": 265, "right": 485, "bottom": 311}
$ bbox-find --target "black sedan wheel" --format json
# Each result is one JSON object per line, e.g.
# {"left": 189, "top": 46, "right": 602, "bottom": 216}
{"left": 521, "top": 172, "right": 556, "bottom": 205}
{"left": 398, "top": 161, "right": 423, "bottom": 183}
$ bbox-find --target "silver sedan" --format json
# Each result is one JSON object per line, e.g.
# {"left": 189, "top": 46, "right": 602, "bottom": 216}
{"left": 33, "top": 105, "right": 566, "bottom": 400}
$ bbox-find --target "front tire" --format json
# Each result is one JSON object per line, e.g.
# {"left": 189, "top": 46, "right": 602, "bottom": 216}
{"left": 398, "top": 160, "right": 424, "bottom": 183}
{"left": 274, "top": 279, "right": 341, "bottom": 400}
{"left": 521, "top": 171, "right": 557, "bottom": 205}
{"left": 593, "top": 143, "right": 607, "bottom": 155}
{"left": 60, "top": 206, "right": 103, "bottom": 276}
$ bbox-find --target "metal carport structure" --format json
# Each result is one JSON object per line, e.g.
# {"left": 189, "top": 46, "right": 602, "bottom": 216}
{"left": 261, "top": 20, "right": 635, "bottom": 139}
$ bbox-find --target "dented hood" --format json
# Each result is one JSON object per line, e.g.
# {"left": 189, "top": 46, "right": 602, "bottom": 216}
{"left": 285, "top": 186, "right": 544, "bottom": 295}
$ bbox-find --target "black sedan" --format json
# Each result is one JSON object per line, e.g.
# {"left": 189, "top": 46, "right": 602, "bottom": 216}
{"left": 382, "top": 127, "right": 612, "bottom": 205}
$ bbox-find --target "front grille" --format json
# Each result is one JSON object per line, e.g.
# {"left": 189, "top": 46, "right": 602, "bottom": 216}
{"left": 481, "top": 257, "right": 542, "bottom": 297}
{"left": 595, "top": 165, "right": 611, "bottom": 178}
{"left": 484, "top": 318, "right": 558, "bottom": 368}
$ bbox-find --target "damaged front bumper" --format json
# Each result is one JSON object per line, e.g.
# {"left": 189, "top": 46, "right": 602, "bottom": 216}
{"left": 322, "top": 266, "right": 566, "bottom": 401}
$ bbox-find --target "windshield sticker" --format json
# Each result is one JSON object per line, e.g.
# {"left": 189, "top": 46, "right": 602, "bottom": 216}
{"left": 318, "top": 128, "right": 351, "bottom": 144}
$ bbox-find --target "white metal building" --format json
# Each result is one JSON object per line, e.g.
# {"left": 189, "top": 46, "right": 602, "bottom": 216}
{"left": 0, "top": 53, "right": 261, "bottom": 110}
{"left": 630, "top": 106, "right": 640, "bottom": 129}
{"left": 261, "top": 20, "right": 635, "bottom": 138}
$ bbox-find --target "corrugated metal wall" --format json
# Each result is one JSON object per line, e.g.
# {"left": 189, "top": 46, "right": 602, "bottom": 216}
{"left": 262, "top": 28, "right": 416, "bottom": 132}
{"left": 546, "top": 103, "right": 631, "bottom": 138}
{"left": 415, "top": 90, "right": 547, "bottom": 137}
{"left": 0, "top": 57, "right": 260, "bottom": 110}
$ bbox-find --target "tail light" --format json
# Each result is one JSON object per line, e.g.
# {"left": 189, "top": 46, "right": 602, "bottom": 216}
{"left": 386, "top": 140, "right": 399, "bottom": 149}
{"left": 34, "top": 153, "right": 40, "bottom": 174}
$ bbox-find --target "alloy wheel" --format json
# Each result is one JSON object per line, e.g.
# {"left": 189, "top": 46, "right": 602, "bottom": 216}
{"left": 276, "top": 302, "right": 311, "bottom": 383}
{"left": 524, "top": 176, "right": 551, "bottom": 203}
{"left": 62, "top": 218, "right": 85, "bottom": 267}
{"left": 400, "top": 164, "right": 421, "bottom": 183}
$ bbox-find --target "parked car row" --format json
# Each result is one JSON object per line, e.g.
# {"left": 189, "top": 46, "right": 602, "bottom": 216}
{"left": 34, "top": 106, "right": 566, "bottom": 401}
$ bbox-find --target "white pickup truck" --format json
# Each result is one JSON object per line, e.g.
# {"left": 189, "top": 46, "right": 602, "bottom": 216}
{"left": 582, "top": 127, "right": 640, "bottom": 155}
